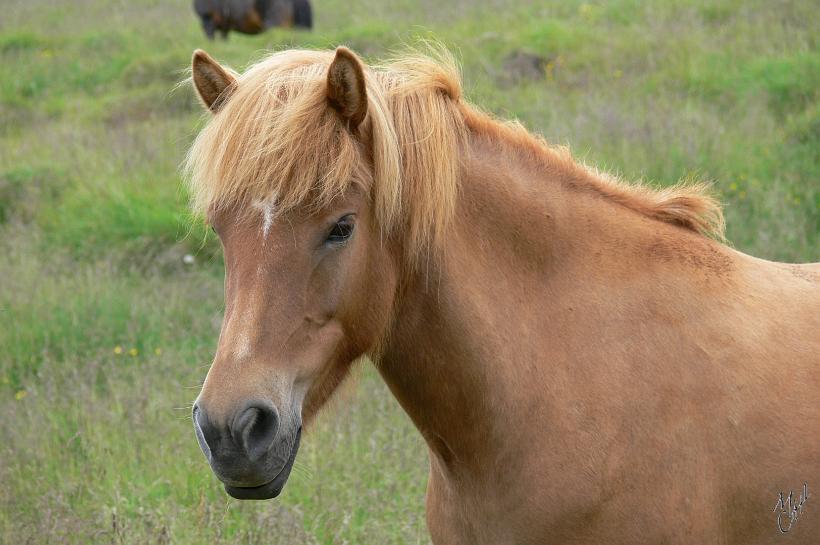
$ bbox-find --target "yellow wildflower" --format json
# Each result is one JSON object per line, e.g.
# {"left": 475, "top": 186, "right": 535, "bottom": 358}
{"left": 113, "top": 346, "right": 123, "bottom": 355}
{"left": 15, "top": 390, "right": 27, "bottom": 401}
{"left": 128, "top": 348, "right": 139, "bottom": 357}
{"left": 154, "top": 348, "right": 162, "bottom": 356}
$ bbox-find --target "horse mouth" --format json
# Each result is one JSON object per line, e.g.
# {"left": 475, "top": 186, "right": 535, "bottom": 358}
{"left": 224, "top": 428, "right": 301, "bottom": 500}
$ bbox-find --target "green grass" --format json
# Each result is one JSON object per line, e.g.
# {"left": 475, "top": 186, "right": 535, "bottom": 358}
{"left": 1, "top": 0, "right": 817, "bottom": 543}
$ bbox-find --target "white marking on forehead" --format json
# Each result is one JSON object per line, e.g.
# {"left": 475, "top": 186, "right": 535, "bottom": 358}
{"left": 261, "top": 204, "right": 274, "bottom": 238}
{"left": 252, "top": 198, "right": 277, "bottom": 239}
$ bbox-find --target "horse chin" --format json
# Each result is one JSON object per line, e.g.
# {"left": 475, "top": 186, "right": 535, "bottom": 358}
{"left": 223, "top": 428, "right": 301, "bottom": 501}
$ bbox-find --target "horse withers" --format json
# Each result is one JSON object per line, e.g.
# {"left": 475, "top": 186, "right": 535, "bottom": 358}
{"left": 193, "top": 0, "right": 311, "bottom": 39}
{"left": 184, "top": 47, "right": 819, "bottom": 544}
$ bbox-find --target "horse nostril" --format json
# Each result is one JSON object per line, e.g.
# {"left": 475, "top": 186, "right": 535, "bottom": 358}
{"left": 192, "top": 403, "right": 214, "bottom": 461}
{"left": 233, "top": 402, "right": 279, "bottom": 462}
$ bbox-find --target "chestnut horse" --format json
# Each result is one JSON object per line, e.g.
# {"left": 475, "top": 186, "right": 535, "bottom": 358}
{"left": 185, "top": 46, "right": 819, "bottom": 544}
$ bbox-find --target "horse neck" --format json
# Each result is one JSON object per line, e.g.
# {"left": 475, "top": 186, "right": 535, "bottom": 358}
{"left": 376, "top": 129, "right": 727, "bottom": 475}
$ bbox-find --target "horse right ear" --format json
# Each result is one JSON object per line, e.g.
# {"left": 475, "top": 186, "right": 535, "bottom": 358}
{"left": 191, "top": 49, "right": 237, "bottom": 114}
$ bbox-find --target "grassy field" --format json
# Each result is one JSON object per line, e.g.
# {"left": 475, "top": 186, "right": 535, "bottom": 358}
{"left": 1, "top": 0, "right": 817, "bottom": 543}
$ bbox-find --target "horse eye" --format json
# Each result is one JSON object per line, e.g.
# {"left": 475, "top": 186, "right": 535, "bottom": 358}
{"left": 326, "top": 215, "right": 355, "bottom": 244}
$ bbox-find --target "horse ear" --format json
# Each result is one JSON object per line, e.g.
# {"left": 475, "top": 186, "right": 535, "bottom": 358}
{"left": 326, "top": 47, "right": 368, "bottom": 130}
{"left": 191, "top": 49, "right": 237, "bottom": 114}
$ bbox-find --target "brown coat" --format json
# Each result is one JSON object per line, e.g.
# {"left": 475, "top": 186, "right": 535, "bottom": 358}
{"left": 186, "top": 47, "right": 819, "bottom": 544}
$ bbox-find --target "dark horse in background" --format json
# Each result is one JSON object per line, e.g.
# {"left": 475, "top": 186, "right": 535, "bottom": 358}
{"left": 194, "top": 0, "right": 312, "bottom": 39}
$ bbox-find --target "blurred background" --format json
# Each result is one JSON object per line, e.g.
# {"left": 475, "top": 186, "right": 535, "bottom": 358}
{"left": 0, "top": 0, "right": 817, "bottom": 543}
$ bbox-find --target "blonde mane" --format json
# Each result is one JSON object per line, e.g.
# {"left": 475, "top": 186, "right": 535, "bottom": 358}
{"left": 184, "top": 47, "right": 724, "bottom": 262}
{"left": 459, "top": 107, "right": 725, "bottom": 239}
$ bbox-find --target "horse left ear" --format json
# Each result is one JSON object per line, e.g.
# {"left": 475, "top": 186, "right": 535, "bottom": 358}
{"left": 192, "top": 49, "right": 237, "bottom": 114}
{"left": 326, "top": 47, "right": 368, "bottom": 130}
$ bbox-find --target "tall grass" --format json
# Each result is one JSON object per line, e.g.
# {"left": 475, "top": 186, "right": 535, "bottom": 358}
{"left": 1, "top": 0, "right": 817, "bottom": 543}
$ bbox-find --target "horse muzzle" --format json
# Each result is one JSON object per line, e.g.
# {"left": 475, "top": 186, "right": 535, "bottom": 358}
{"left": 192, "top": 400, "right": 301, "bottom": 500}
